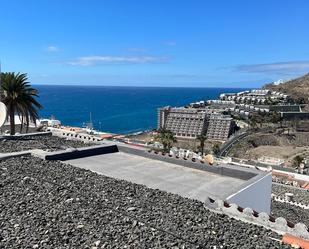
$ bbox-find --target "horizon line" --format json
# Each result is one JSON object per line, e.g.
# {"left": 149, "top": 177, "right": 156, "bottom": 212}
{"left": 32, "top": 83, "right": 253, "bottom": 89}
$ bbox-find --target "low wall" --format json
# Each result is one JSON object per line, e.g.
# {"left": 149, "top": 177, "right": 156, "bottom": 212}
{"left": 0, "top": 151, "right": 33, "bottom": 160}
{"left": 205, "top": 198, "right": 309, "bottom": 240}
{"left": 281, "top": 112, "right": 309, "bottom": 120}
{"left": 272, "top": 196, "right": 309, "bottom": 210}
{"left": 51, "top": 129, "right": 103, "bottom": 143}
{"left": 0, "top": 132, "right": 52, "bottom": 140}
{"left": 118, "top": 145, "right": 258, "bottom": 181}
{"left": 43, "top": 144, "right": 119, "bottom": 161}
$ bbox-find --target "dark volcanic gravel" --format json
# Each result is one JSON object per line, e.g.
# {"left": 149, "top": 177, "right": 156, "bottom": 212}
{"left": 271, "top": 200, "right": 309, "bottom": 228}
{"left": 1, "top": 125, "right": 39, "bottom": 134}
{"left": 0, "top": 135, "right": 93, "bottom": 153}
{"left": 0, "top": 157, "right": 291, "bottom": 249}
{"left": 272, "top": 183, "right": 309, "bottom": 205}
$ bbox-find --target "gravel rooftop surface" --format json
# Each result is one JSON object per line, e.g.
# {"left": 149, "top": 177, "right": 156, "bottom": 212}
{"left": 0, "top": 135, "right": 93, "bottom": 153}
{"left": 271, "top": 200, "right": 309, "bottom": 228}
{"left": 272, "top": 183, "right": 309, "bottom": 205}
{"left": 0, "top": 156, "right": 291, "bottom": 249}
{"left": 1, "top": 125, "right": 39, "bottom": 134}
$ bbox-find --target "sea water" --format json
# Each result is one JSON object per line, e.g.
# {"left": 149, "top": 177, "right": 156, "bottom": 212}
{"left": 36, "top": 85, "right": 246, "bottom": 134}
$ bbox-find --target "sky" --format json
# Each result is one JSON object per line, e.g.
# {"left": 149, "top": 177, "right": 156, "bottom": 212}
{"left": 0, "top": 0, "right": 309, "bottom": 88}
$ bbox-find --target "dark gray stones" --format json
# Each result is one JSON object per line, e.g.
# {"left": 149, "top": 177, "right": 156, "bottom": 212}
{"left": 272, "top": 183, "right": 309, "bottom": 229}
{"left": 0, "top": 134, "right": 93, "bottom": 153}
{"left": 0, "top": 156, "right": 292, "bottom": 248}
{"left": 272, "top": 183, "right": 309, "bottom": 206}
{"left": 271, "top": 200, "right": 309, "bottom": 228}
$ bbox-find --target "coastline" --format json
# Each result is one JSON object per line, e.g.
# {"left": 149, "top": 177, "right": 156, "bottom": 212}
{"left": 36, "top": 85, "right": 246, "bottom": 134}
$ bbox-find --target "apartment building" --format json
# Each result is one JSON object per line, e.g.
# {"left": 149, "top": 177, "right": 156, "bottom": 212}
{"left": 157, "top": 107, "right": 234, "bottom": 141}
{"left": 157, "top": 107, "right": 211, "bottom": 138}
{"left": 206, "top": 113, "right": 235, "bottom": 141}
{"left": 219, "top": 89, "right": 287, "bottom": 104}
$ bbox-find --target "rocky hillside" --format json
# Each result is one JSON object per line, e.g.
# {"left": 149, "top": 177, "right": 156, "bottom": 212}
{"left": 264, "top": 73, "right": 309, "bottom": 103}
{"left": 228, "top": 132, "right": 309, "bottom": 162}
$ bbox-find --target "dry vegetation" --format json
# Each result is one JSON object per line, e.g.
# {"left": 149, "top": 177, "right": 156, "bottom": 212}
{"left": 248, "top": 146, "right": 307, "bottom": 160}
{"left": 229, "top": 131, "right": 309, "bottom": 164}
{"left": 126, "top": 131, "right": 155, "bottom": 143}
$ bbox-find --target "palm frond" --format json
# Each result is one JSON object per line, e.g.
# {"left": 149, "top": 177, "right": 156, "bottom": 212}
{"left": 0, "top": 72, "right": 43, "bottom": 135}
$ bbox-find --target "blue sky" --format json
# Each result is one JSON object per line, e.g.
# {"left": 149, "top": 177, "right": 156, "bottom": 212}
{"left": 1, "top": 0, "right": 309, "bottom": 87}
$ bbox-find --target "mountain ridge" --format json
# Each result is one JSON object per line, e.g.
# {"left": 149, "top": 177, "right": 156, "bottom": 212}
{"left": 263, "top": 73, "right": 309, "bottom": 103}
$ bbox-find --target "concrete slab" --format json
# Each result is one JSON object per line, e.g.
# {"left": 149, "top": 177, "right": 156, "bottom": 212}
{"left": 67, "top": 152, "right": 245, "bottom": 201}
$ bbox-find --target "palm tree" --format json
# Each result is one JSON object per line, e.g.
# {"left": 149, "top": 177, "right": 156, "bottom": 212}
{"left": 292, "top": 155, "right": 304, "bottom": 168}
{"left": 197, "top": 133, "right": 207, "bottom": 155}
{"left": 155, "top": 128, "right": 177, "bottom": 152}
{"left": 212, "top": 144, "right": 221, "bottom": 156}
{"left": 1, "top": 72, "right": 42, "bottom": 135}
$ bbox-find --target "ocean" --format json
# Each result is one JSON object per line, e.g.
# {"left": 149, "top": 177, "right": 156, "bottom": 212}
{"left": 36, "top": 85, "right": 246, "bottom": 134}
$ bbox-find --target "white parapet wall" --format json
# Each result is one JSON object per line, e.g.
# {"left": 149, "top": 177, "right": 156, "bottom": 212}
{"left": 49, "top": 128, "right": 103, "bottom": 143}
{"left": 226, "top": 172, "right": 272, "bottom": 214}
{"left": 205, "top": 199, "right": 309, "bottom": 240}
{"left": 272, "top": 196, "right": 309, "bottom": 210}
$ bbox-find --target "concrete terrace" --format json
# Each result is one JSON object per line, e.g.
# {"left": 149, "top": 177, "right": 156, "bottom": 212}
{"left": 67, "top": 152, "right": 245, "bottom": 201}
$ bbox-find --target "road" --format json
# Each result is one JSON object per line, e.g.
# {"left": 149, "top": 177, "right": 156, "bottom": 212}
{"left": 218, "top": 131, "right": 249, "bottom": 157}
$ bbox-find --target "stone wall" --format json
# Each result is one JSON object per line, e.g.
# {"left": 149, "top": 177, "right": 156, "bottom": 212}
{"left": 205, "top": 198, "right": 309, "bottom": 240}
